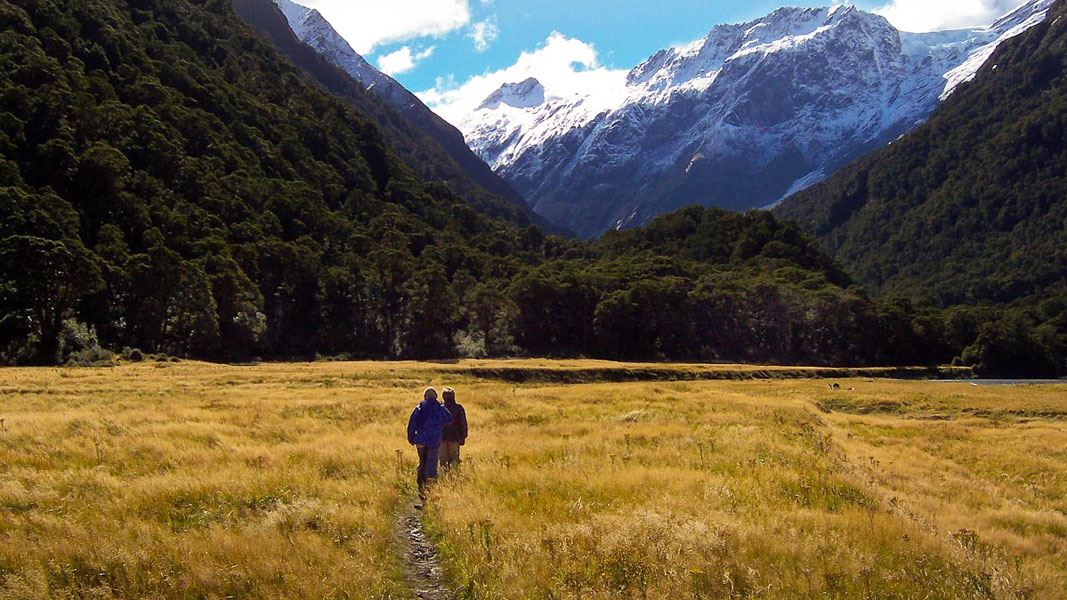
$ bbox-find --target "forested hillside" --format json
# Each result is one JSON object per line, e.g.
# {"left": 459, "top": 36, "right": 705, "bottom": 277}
{"left": 228, "top": 0, "right": 546, "bottom": 230}
{"left": 0, "top": 0, "right": 1057, "bottom": 375}
{"left": 778, "top": 0, "right": 1066, "bottom": 306}
{"left": 0, "top": 0, "right": 569, "bottom": 359}
{"left": 776, "top": 0, "right": 1067, "bottom": 376}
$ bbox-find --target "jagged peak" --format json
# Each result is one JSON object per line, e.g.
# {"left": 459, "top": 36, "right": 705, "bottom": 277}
{"left": 274, "top": 0, "right": 312, "bottom": 24}
{"left": 626, "top": 4, "right": 894, "bottom": 89}
{"left": 274, "top": 0, "right": 337, "bottom": 42}
{"left": 477, "top": 78, "right": 546, "bottom": 111}
{"left": 734, "top": 5, "right": 893, "bottom": 45}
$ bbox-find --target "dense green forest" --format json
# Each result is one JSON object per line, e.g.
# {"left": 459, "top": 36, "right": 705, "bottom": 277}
{"left": 0, "top": 0, "right": 1060, "bottom": 376}
{"left": 777, "top": 0, "right": 1067, "bottom": 377}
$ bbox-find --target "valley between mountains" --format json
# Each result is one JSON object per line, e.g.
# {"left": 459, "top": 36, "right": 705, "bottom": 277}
{"left": 0, "top": 0, "right": 1065, "bottom": 598}
{"left": 268, "top": 0, "right": 1054, "bottom": 238}
{"left": 457, "top": 1, "right": 1055, "bottom": 238}
{"left": 0, "top": 0, "right": 1063, "bottom": 375}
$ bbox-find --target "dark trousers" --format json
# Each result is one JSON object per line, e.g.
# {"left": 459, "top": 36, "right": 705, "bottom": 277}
{"left": 416, "top": 444, "right": 441, "bottom": 493}
{"left": 441, "top": 441, "right": 461, "bottom": 470}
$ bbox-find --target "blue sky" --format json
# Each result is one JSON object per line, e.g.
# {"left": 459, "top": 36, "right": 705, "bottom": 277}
{"left": 295, "top": 0, "right": 1026, "bottom": 122}
{"left": 388, "top": 1, "right": 888, "bottom": 90}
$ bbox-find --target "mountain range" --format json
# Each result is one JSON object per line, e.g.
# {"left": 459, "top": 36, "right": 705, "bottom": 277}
{"left": 457, "top": 0, "right": 1054, "bottom": 237}
{"left": 776, "top": 0, "right": 1067, "bottom": 309}
{"left": 0, "top": 0, "right": 1062, "bottom": 374}
{"left": 2, "top": 0, "right": 919, "bottom": 369}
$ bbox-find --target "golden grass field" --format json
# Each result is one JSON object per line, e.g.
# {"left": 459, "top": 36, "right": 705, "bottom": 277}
{"left": 0, "top": 361, "right": 1063, "bottom": 599}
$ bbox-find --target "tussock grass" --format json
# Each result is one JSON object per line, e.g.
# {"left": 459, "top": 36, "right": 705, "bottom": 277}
{"left": 826, "top": 381, "right": 1067, "bottom": 598}
{"left": 0, "top": 363, "right": 416, "bottom": 598}
{"left": 0, "top": 363, "right": 1062, "bottom": 598}
{"left": 426, "top": 379, "right": 1066, "bottom": 599}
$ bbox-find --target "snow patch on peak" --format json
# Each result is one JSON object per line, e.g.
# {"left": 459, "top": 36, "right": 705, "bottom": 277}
{"left": 991, "top": 0, "right": 1054, "bottom": 31}
{"left": 627, "top": 6, "right": 897, "bottom": 97}
{"left": 940, "top": 0, "right": 1054, "bottom": 98}
{"left": 274, "top": 0, "right": 317, "bottom": 39}
{"left": 272, "top": 0, "right": 449, "bottom": 125}
{"left": 272, "top": 0, "right": 398, "bottom": 95}
{"left": 478, "top": 78, "right": 546, "bottom": 111}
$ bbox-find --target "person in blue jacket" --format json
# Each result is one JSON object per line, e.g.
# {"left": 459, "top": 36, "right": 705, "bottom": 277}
{"left": 407, "top": 387, "right": 452, "bottom": 497}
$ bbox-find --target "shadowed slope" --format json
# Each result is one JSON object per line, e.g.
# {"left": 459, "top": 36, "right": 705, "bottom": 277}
{"left": 230, "top": 0, "right": 550, "bottom": 230}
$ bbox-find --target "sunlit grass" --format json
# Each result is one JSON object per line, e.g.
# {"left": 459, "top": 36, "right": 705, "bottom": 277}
{"left": 0, "top": 363, "right": 416, "bottom": 598}
{"left": 0, "top": 363, "right": 1063, "bottom": 598}
{"left": 426, "top": 379, "right": 1067, "bottom": 599}
{"left": 825, "top": 381, "right": 1067, "bottom": 598}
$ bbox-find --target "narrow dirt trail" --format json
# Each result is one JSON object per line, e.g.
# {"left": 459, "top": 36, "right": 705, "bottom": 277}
{"left": 395, "top": 501, "right": 454, "bottom": 600}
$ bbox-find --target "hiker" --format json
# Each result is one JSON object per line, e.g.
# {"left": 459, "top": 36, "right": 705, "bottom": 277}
{"left": 407, "top": 387, "right": 452, "bottom": 497}
{"left": 440, "top": 387, "right": 468, "bottom": 470}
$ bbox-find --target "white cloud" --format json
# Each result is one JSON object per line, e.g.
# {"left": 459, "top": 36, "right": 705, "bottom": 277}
{"left": 467, "top": 18, "right": 499, "bottom": 52}
{"left": 875, "top": 0, "right": 1026, "bottom": 32}
{"left": 377, "top": 46, "right": 436, "bottom": 75}
{"left": 418, "top": 32, "right": 628, "bottom": 125}
{"left": 297, "top": 0, "right": 470, "bottom": 54}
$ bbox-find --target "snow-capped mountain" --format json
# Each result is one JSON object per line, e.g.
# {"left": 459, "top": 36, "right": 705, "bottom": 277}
{"left": 939, "top": 0, "right": 1055, "bottom": 98}
{"left": 458, "top": 1, "right": 1054, "bottom": 238}
{"left": 274, "top": 0, "right": 413, "bottom": 109}
{"left": 478, "top": 78, "right": 547, "bottom": 110}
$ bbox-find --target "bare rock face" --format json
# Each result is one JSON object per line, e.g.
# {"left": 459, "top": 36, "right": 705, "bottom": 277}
{"left": 458, "top": 1, "right": 1054, "bottom": 238}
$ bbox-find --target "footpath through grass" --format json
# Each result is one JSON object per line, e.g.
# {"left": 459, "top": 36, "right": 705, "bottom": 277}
{"left": 0, "top": 361, "right": 1062, "bottom": 598}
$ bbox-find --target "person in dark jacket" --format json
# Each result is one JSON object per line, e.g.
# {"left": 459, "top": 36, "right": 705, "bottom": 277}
{"left": 440, "top": 387, "right": 468, "bottom": 470}
{"left": 407, "top": 387, "right": 452, "bottom": 497}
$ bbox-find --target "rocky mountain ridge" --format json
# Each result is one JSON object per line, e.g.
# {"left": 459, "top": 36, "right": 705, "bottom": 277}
{"left": 459, "top": 1, "right": 1054, "bottom": 237}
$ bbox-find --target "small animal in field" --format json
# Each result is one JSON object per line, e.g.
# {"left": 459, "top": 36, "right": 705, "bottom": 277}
{"left": 828, "top": 383, "right": 841, "bottom": 391}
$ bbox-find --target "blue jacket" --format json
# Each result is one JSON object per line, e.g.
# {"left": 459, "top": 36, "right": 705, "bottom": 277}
{"left": 407, "top": 400, "right": 452, "bottom": 447}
